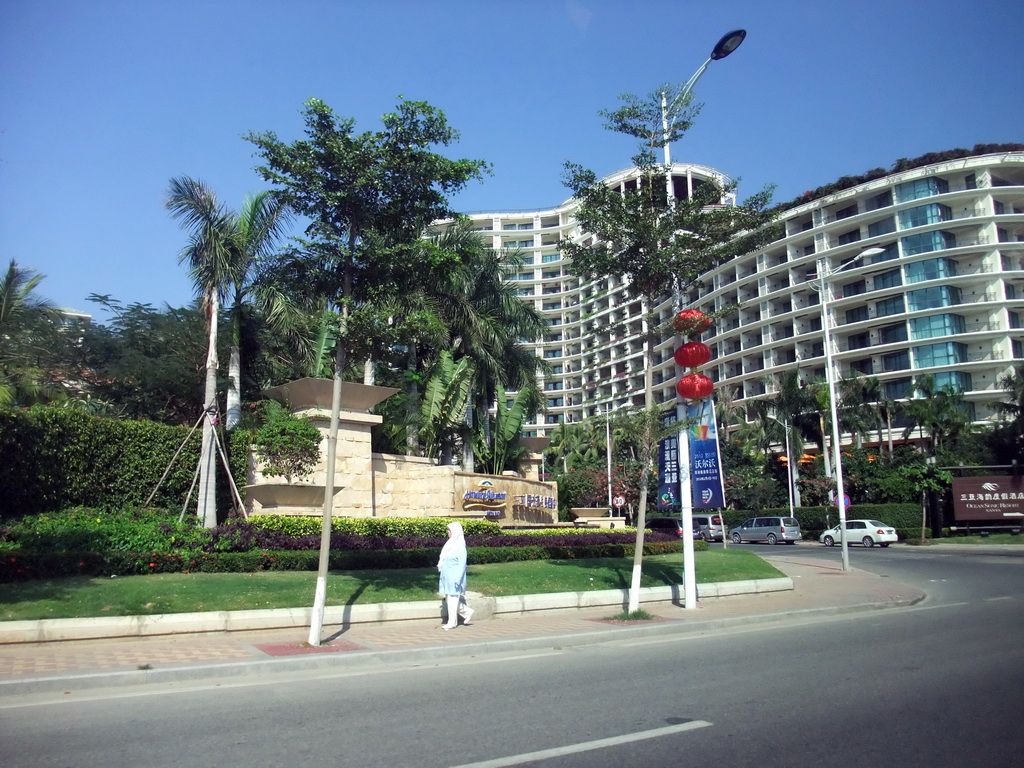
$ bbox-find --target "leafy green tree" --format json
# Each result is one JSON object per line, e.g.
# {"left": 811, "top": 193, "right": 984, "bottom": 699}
{"left": 0, "top": 260, "right": 69, "bottom": 407}
{"left": 420, "top": 350, "right": 475, "bottom": 464}
{"left": 561, "top": 91, "right": 777, "bottom": 610}
{"left": 995, "top": 363, "right": 1024, "bottom": 453}
{"left": 81, "top": 298, "right": 211, "bottom": 424}
{"left": 901, "top": 374, "right": 972, "bottom": 455}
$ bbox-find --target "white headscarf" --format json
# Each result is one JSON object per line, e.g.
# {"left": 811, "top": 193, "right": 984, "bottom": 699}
{"left": 439, "top": 521, "right": 466, "bottom": 561}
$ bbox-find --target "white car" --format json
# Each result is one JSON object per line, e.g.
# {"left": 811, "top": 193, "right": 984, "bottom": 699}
{"left": 819, "top": 519, "right": 897, "bottom": 548}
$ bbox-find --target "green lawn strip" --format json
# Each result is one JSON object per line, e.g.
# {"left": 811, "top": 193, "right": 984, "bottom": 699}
{"left": 931, "top": 534, "right": 1024, "bottom": 545}
{"left": 0, "top": 549, "right": 782, "bottom": 622}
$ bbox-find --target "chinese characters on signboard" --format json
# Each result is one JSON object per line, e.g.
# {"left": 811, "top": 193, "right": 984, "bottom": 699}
{"left": 951, "top": 475, "right": 1024, "bottom": 520}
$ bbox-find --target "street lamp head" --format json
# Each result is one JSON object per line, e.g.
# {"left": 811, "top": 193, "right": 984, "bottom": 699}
{"left": 857, "top": 246, "right": 886, "bottom": 260}
{"left": 711, "top": 29, "right": 746, "bottom": 60}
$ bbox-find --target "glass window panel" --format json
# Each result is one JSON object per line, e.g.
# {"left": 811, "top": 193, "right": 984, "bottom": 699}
{"left": 910, "top": 313, "right": 965, "bottom": 339}
{"left": 901, "top": 231, "right": 956, "bottom": 256}
{"left": 876, "top": 295, "right": 905, "bottom": 317}
{"left": 907, "top": 286, "right": 960, "bottom": 311}
{"left": 931, "top": 371, "right": 972, "bottom": 392}
{"left": 905, "top": 258, "right": 957, "bottom": 283}
{"left": 882, "top": 351, "right": 910, "bottom": 371}
{"left": 894, "top": 177, "right": 949, "bottom": 203}
{"left": 868, "top": 217, "right": 896, "bottom": 237}
{"left": 879, "top": 323, "right": 908, "bottom": 344}
{"left": 913, "top": 342, "right": 967, "bottom": 367}
{"left": 845, "top": 306, "right": 869, "bottom": 323}
{"left": 884, "top": 377, "right": 912, "bottom": 398}
{"left": 873, "top": 269, "right": 902, "bottom": 289}
{"left": 898, "top": 203, "right": 952, "bottom": 229}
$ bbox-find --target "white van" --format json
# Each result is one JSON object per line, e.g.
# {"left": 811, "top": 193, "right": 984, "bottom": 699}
{"left": 692, "top": 513, "right": 725, "bottom": 542}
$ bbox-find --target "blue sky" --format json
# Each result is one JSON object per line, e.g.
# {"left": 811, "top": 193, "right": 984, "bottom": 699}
{"left": 2, "top": 0, "right": 1022, "bottom": 318}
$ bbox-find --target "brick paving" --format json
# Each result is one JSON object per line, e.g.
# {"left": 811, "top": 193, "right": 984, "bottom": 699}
{"left": 0, "top": 554, "right": 926, "bottom": 689}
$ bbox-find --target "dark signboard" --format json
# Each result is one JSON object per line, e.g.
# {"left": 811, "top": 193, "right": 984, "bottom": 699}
{"left": 951, "top": 475, "right": 1024, "bottom": 521}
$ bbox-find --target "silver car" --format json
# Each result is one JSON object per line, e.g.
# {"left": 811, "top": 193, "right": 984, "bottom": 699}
{"left": 729, "top": 516, "right": 801, "bottom": 545}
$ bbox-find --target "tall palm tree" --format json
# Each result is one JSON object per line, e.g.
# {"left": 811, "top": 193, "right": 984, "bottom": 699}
{"left": 223, "top": 191, "right": 293, "bottom": 429}
{"left": 838, "top": 374, "right": 881, "bottom": 449}
{"left": 767, "top": 370, "right": 815, "bottom": 507}
{"left": 166, "top": 177, "right": 236, "bottom": 528}
{"left": 0, "top": 260, "right": 63, "bottom": 407}
{"left": 901, "top": 374, "right": 972, "bottom": 456}
{"left": 995, "top": 363, "right": 1024, "bottom": 441}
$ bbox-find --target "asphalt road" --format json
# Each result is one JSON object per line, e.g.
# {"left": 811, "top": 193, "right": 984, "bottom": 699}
{"left": 3, "top": 548, "right": 1022, "bottom": 768}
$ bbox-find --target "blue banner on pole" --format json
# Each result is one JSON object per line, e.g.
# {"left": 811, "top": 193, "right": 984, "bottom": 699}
{"left": 656, "top": 412, "right": 680, "bottom": 511}
{"left": 687, "top": 399, "right": 725, "bottom": 508}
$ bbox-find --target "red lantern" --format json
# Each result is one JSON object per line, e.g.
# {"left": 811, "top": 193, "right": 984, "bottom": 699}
{"left": 676, "top": 373, "right": 714, "bottom": 400}
{"left": 674, "top": 341, "right": 712, "bottom": 369}
{"left": 672, "top": 309, "right": 714, "bottom": 337}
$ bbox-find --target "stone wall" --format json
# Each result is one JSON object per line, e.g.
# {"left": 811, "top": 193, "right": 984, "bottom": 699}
{"left": 243, "top": 379, "right": 558, "bottom": 526}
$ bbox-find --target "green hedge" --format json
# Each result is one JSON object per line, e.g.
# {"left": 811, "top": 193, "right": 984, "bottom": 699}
{"left": 0, "top": 407, "right": 250, "bottom": 519}
{"left": 722, "top": 504, "right": 921, "bottom": 537}
{"left": 249, "top": 515, "right": 503, "bottom": 538}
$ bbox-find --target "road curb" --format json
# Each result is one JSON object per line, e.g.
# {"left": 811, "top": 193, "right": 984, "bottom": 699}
{"left": 0, "top": 578, "right": 794, "bottom": 644}
{"left": 0, "top": 593, "right": 922, "bottom": 698}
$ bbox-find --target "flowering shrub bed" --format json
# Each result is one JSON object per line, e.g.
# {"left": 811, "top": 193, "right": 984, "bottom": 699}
{"left": 0, "top": 508, "right": 701, "bottom": 581}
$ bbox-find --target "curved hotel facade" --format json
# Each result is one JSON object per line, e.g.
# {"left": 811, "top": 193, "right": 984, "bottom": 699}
{"left": 450, "top": 151, "right": 1024, "bottom": 443}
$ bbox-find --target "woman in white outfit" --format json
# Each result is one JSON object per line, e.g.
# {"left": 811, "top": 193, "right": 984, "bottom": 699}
{"left": 437, "top": 521, "right": 474, "bottom": 630}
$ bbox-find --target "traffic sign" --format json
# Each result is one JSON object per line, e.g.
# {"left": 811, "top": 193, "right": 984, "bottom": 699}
{"left": 835, "top": 494, "right": 851, "bottom": 510}
{"left": 613, "top": 495, "right": 626, "bottom": 508}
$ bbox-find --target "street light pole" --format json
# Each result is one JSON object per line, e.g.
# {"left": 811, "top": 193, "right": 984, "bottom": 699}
{"left": 661, "top": 29, "right": 746, "bottom": 610}
{"left": 818, "top": 246, "right": 884, "bottom": 572}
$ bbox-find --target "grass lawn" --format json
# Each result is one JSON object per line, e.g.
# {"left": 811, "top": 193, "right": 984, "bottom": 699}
{"left": 930, "top": 533, "right": 1024, "bottom": 545}
{"left": 0, "top": 549, "right": 781, "bottom": 622}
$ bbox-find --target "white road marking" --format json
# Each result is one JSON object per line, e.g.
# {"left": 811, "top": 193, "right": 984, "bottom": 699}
{"left": 448, "top": 720, "right": 713, "bottom": 768}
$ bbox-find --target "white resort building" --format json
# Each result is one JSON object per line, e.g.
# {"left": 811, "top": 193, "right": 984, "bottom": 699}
{"left": 448, "top": 149, "right": 1024, "bottom": 445}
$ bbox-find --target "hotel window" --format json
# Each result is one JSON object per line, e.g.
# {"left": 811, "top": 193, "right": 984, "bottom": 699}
{"left": 842, "top": 279, "right": 867, "bottom": 297}
{"left": 502, "top": 223, "right": 517, "bottom": 230}
{"left": 517, "top": 272, "right": 533, "bottom": 281}
{"left": 932, "top": 371, "right": 973, "bottom": 392}
{"left": 518, "top": 223, "right": 532, "bottom": 230}
{"left": 884, "top": 377, "right": 912, "bottom": 399}
{"left": 543, "top": 350, "right": 561, "bottom": 359}
{"left": 906, "top": 286, "right": 960, "bottom": 311}
{"left": 541, "top": 253, "right": 560, "bottom": 263}
{"left": 866, "top": 190, "right": 893, "bottom": 210}
{"left": 845, "top": 306, "right": 870, "bottom": 323}
{"left": 913, "top": 342, "right": 967, "bottom": 367}
{"left": 910, "top": 313, "right": 965, "bottom": 340}
{"left": 545, "top": 382, "right": 564, "bottom": 391}
{"left": 521, "top": 255, "right": 534, "bottom": 265}
{"left": 894, "top": 177, "right": 949, "bottom": 203}
{"left": 1014, "top": 340, "right": 1024, "bottom": 358}
{"left": 551, "top": 365, "right": 563, "bottom": 374}
{"left": 517, "top": 239, "right": 534, "bottom": 248}
{"left": 905, "top": 257, "right": 957, "bottom": 283}
{"left": 898, "top": 203, "right": 952, "bottom": 229}
{"left": 546, "top": 414, "right": 563, "bottom": 424}
{"left": 546, "top": 397, "right": 564, "bottom": 408}
{"left": 879, "top": 323, "right": 908, "bottom": 344}
{"left": 901, "top": 230, "right": 956, "bottom": 256}
{"left": 517, "top": 287, "right": 534, "bottom": 296}
{"left": 544, "top": 333, "right": 563, "bottom": 342}
{"left": 838, "top": 228, "right": 862, "bottom": 245}
{"left": 542, "top": 270, "right": 560, "bottom": 279}
{"left": 835, "top": 204, "right": 858, "bottom": 220}
{"left": 848, "top": 331, "right": 870, "bottom": 350}
{"left": 873, "top": 268, "right": 902, "bottom": 290}
{"left": 875, "top": 295, "right": 905, "bottom": 317}
{"left": 882, "top": 350, "right": 910, "bottom": 371}
{"left": 868, "top": 217, "right": 896, "bottom": 237}
{"left": 869, "top": 243, "right": 899, "bottom": 263}
{"left": 543, "top": 301, "right": 562, "bottom": 310}
{"left": 850, "top": 358, "right": 873, "bottom": 375}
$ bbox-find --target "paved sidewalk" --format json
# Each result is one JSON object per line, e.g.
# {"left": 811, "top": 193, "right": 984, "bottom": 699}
{"left": 0, "top": 554, "right": 925, "bottom": 697}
